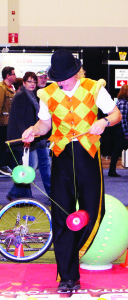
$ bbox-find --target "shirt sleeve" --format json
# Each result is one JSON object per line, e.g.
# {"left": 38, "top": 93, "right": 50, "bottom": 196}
{"left": 38, "top": 99, "right": 51, "bottom": 120}
{"left": 96, "top": 86, "right": 115, "bottom": 114}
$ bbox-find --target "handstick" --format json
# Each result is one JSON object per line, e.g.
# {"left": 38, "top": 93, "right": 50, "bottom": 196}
{"left": 5, "top": 135, "right": 40, "bottom": 144}
{"left": 70, "top": 131, "right": 89, "bottom": 140}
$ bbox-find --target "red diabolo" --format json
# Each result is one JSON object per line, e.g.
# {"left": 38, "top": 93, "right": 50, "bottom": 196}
{"left": 66, "top": 210, "right": 89, "bottom": 231}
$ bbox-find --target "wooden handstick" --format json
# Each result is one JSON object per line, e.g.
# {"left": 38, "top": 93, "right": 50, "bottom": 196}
{"left": 5, "top": 135, "right": 40, "bottom": 144}
{"left": 70, "top": 131, "right": 89, "bottom": 140}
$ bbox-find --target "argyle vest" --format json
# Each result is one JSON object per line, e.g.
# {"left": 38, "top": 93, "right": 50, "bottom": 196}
{"left": 38, "top": 78, "right": 106, "bottom": 157}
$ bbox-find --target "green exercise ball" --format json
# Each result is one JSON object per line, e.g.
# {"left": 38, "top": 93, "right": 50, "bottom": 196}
{"left": 80, "top": 194, "right": 128, "bottom": 269}
{"left": 12, "top": 165, "right": 27, "bottom": 183}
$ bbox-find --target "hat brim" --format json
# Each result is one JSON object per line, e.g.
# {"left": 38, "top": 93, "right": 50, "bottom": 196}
{"left": 36, "top": 73, "right": 48, "bottom": 77}
{"left": 48, "top": 58, "right": 81, "bottom": 82}
{"left": 37, "top": 74, "right": 47, "bottom": 77}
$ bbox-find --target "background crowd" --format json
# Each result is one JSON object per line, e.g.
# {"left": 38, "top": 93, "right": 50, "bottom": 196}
{"left": 0, "top": 66, "right": 51, "bottom": 203}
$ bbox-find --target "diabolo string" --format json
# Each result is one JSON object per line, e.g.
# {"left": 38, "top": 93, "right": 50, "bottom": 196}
{"left": 6, "top": 142, "right": 69, "bottom": 216}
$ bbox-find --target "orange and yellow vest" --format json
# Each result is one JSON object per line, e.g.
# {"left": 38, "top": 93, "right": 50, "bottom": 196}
{"left": 37, "top": 78, "right": 106, "bottom": 158}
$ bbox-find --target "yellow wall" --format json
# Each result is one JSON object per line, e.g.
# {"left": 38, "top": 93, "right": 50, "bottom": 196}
{"left": 0, "top": 0, "right": 128, "bottom": 46}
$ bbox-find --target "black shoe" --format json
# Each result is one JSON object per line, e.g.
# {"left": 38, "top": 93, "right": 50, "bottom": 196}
{"left": 58, "top": 279, "right": 80, "bottom": 293}
{"left": 108, "top": 171, "right": 121, "bottom": 177}
{"left": 0, "top": 172, "right": 9, "bottom": 178}
{"left": 0, "top": 166, "right": 12, "bottom": 177}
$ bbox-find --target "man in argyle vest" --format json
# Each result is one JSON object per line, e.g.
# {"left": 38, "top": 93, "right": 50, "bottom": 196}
{"left": 22, "top": 49, "right": 122, "bottom": 293}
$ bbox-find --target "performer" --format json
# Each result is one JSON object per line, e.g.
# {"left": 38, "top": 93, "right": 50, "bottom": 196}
{"left": 22, "top": 49, "right": 122, "bottom": 293}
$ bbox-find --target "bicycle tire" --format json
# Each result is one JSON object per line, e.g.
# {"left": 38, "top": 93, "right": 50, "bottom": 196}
{"left": 0, "top": 198, "right": 52, "bottom": 262}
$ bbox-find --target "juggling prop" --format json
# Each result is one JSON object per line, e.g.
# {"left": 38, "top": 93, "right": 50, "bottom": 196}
{"left": 12, "top": 144, "right": 35, "bottom": 184}
{"left": 80, "top": 194, "right": 128, "bottom": 270}
{"left": 12, "top": 165, "right": 35, "bottom": 184}
{"left": 66, "top": 210, "right": 89, "bottom": 231}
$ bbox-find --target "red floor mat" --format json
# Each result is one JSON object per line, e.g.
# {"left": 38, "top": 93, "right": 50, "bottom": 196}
{"left": 0, "top": 264, "right": 128, "bottom": 298}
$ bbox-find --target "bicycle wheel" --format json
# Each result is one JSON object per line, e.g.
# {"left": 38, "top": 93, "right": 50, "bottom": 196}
{"left": 0, "top": 198, "right": 52, "bottom": 262}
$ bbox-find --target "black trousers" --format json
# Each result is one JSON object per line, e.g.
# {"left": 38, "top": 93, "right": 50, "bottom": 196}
{"left": 0, "top": 125, "right": 13, "bottom": 167}
{"left": 0, "top": 125, "right": 21, "bottom": 168}
{"left": 51, "top": 142, "right": 105, "bottom": 282}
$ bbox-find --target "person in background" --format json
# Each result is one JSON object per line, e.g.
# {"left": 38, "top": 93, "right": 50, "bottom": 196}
{"left": 13, "top": 77, "right": 23, "bottom": 92}
{"left": 0, "top": 66, "right": 16, "bottom": 177}
{"left": 108, "top": 84, "right": 128, "bottom": 177}
{"left": 36, "top": 70, "right": 48, "bottom": 88}
{"left": 35, "top": 70, "right": 51, "bottom": 199}
{"left": 6, "top": 72, "right": 38, "bottom": 201}
{"left": 22, "top": 49, "right": 122, "bottom": 293}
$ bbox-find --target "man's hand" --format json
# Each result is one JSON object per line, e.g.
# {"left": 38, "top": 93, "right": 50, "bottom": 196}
{"left": 22, "top": 126, "right": 35, "bottom": 143}
{"left": 22, "top": 118, "right": 52, "bottom": 143}
{"left": 89, "top": 105, "right": 122, "bottom": 135}
{"left": 89, "top": 119, "right": 108, "bottom": 135}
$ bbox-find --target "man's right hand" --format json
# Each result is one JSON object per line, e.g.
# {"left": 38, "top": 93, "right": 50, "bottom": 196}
{"left": 22, "top": 126, "right": 35, "bottom": 143}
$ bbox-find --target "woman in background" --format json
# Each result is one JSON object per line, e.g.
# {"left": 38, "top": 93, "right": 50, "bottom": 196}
{"left": 7, "top": 71, "right": 38, "bottom": 200}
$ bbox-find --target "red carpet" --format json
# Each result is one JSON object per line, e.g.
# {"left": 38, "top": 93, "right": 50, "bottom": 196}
{"left": 0, "top": 264, "right": 128, "bottom": 298}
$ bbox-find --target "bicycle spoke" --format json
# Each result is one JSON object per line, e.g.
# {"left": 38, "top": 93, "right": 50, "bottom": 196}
{"left": 0, "top": 199, "right": 52, "bottom": 262}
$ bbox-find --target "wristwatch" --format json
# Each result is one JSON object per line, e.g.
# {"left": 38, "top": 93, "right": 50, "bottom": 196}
{"left": 104, "top": 117, "right": 110, "bottom": 127}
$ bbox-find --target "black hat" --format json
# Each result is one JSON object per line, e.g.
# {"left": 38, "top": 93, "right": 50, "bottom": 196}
{"left": 48, "top": 49, "right": 81, "bottom": 82}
